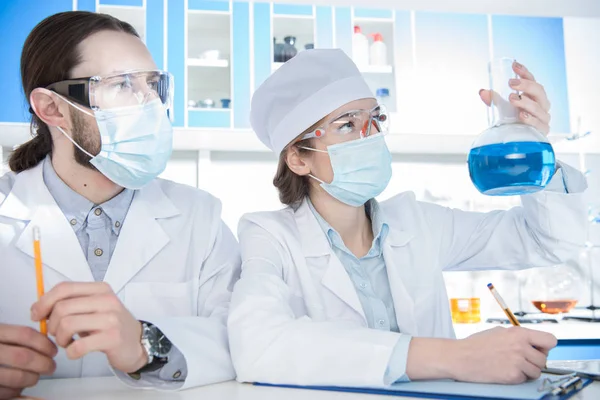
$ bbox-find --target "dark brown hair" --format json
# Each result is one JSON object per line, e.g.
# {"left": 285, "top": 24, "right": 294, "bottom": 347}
{"left": 273, "top": 117, "right": 327, "bottom": 207}
{"left": 9, "top": 11, "right": 139, "bottom": 173}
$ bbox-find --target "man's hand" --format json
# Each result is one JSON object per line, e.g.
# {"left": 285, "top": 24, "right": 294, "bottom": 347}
{"left": 31, "top": 282, "right": 147, "bottom": 374}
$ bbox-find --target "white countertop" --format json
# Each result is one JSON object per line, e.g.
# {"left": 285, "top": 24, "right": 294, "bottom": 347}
{"left": 453, "top": 319, "right": 600, "bottom": 340}
{"left": 23, "top": 376, "right": 600, "bottom": 400}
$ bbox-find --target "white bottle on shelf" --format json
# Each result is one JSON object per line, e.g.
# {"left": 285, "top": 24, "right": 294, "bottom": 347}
{"left": 369, "top": 33, "right": 387, "bottom": 66}
{"left": 352, "top": 25, "right": 369, "bottom": 66}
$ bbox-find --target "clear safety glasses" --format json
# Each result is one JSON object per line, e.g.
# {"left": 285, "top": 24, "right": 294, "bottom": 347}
{"left": 46, "top": 69, "right": 174, "bottom": 113}
{"left": 301, "top": 104, "right": 389, "bottom": 143}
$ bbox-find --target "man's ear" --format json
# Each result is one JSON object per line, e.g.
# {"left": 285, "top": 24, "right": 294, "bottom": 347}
{"left": 30, "top": 88, "right": 70, "bottom": 129}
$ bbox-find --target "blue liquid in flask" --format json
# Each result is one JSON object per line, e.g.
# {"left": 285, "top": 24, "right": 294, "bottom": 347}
{"left": 468, "top": 141, "right": 555, "bottom": 196}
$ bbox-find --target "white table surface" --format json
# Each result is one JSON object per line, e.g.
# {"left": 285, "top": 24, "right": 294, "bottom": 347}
{"left": 453, "top": 320, "right": 600, "bottom": 340}
{"left": 22, "top": 377, "right": 600, "bottom": 400}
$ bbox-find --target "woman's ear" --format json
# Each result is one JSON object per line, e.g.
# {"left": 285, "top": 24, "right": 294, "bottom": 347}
{"left": 285, "top": 145, "right": 312, "bottom": 177}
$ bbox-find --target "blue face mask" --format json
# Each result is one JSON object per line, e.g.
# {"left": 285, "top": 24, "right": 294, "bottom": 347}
{"left": 302, "top": 134, "right": 393, "bottom": 207}
{"left": 56, "top": 98, "right": 173, "bottom": 189}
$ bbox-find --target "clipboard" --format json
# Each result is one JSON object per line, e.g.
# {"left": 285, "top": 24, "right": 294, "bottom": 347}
{"left": 255, "top": 373, "right": 592, "bottom": 400}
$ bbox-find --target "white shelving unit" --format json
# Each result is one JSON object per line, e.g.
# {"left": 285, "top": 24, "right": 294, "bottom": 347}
{"left": 352, "top": 11, "right": 397, "bottom": 112}
{"left": 1, "top": 122, "right": 596, "bottom": 156}
{"left": 187, "top": 58, "right": 230, "bottom": 68}
{"left": 98, "top": 4, "right": 146, "bottom": 42}
{"left": 272, "top": 9, "right": 315, "bottom": 64}
{"left": 186, "top": 11, "right": 232, "bottom": 111}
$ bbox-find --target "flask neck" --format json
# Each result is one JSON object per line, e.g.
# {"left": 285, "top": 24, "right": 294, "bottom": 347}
{"left": 488, "top": 58, "right": 520, "bottom": 127}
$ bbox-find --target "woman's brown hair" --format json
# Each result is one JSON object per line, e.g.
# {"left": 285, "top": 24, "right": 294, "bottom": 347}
{"left": 273, "top": 117, "right": 327, "bottom": 207}
{"left": 9, "top": 11, "right": 138, "bottom": 173}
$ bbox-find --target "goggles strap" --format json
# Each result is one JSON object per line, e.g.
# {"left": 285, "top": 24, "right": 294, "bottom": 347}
{"left": 54, "top": 93, "right": 95, "bottom": 118}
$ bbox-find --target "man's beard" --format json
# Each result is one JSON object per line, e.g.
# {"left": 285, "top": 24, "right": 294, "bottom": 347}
{"left": 71, "top": 111, "right": 101, "bottom": 170}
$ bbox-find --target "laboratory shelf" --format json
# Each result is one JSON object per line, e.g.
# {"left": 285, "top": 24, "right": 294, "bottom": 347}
{"left": 187, "top": 58, "right": 230, "bottom": 68}
{"left": 0, "top": 123, "right": 595, "bottom": 155}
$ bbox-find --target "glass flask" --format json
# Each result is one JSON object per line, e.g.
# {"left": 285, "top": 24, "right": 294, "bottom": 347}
{"left": 523, "top": 263, "right": 584, "bottom": 314}
{"left": 468, "top": 58, "right": 556, "bottom": 196}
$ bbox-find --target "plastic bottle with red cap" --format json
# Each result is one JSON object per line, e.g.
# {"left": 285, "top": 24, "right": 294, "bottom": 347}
{"left": 369, "top": 33, "right": 387, "bottom": 66}
{"left": 352, "top": 25, "right": 369, "bottom": 66}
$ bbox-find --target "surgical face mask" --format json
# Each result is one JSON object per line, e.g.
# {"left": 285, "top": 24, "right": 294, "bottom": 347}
{"left": 301, "top": 134, "right": 392, "bottom": 207}
{"left": 55, "top": 96, "right": 173, "bottom": 189}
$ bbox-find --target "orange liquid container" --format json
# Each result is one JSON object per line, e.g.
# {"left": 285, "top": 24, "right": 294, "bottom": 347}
{"left": 531, "top": 299, "right": 578, "bottom": 314}
{"left": 450, "top": 298, "right": 481, "bottom": 323}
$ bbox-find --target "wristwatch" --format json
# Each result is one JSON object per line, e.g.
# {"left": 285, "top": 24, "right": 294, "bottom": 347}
{"left": 133, "top": 321, "right": 172, "bottom": 374}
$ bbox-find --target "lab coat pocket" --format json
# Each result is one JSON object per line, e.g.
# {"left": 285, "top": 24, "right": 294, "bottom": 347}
{"left": 124, "top": 281, "right": 194, "bottom": 321}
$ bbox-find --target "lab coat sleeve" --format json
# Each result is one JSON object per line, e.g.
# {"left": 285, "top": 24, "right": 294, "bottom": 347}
{"left": 228, "top": 222, "right": 403, "bottom": 388}
{"left": 114, "top": 220, "right": 240, "bottom": 390}
{"left": 424, "top": 161, "right": 587, "bottom": 272}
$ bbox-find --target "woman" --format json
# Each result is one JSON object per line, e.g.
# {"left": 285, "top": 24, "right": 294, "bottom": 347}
{"left": 228, "top": 49, "right": 587, "bottom": 387}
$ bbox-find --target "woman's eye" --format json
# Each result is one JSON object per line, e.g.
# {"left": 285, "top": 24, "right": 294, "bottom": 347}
{"left": 338, "top": 121, "right": 354, "bottom": 133}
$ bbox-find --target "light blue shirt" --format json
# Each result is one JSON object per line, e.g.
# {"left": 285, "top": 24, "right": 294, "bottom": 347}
{"left": 42, "top": 157, "right": 187, "bottom": 382}
{"left": 42, "top": 157, "right": 133, "bottom": 281}
{"left": 308, "top": 199, "right": 410, "bottom": 382}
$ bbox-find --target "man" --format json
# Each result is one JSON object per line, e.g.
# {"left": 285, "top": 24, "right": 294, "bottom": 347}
{"left": 0, "top": 11, "right": 239, "bottom": 399}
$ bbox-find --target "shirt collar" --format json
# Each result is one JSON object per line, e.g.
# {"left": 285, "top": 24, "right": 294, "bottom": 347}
{"left": 42, "top": 156, "right": 134, "bottom": 235}
{"left": 307, "top": 198, "right": 389, "bottom": 255}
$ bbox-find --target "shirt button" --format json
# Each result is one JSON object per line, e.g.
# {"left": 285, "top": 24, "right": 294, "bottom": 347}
{"left": 69, "top": 218, "right": 77, "bottom": 226}
{"left": 94, "top": 248, "right": 104, "bottom": 257}
{"left": 172, "top": 370, "right": 182, "bottom": 379}
{"left": 378, "top": 319, "right": 386, "bottom": 326}
{"left": 115, "top": 221, "right": 121, "bottom": 228}
{"left": 359, "top": 282, "right": 367, "bottom": 289}
{"left": 94, "top": 208, "right": 102, "bottom": 216}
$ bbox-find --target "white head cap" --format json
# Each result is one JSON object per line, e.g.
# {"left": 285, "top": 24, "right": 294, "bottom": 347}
{"left": 250, "top": 49, "right": 374, "bottom": 154}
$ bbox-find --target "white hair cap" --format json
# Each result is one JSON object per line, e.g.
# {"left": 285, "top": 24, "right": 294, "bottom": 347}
{"left": 250, "top": 49, "right": 374, "bottom": 154}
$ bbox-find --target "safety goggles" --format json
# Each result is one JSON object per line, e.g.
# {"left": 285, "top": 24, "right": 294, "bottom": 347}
{"left": 301, "top": 104, "right": 389, "bottom": 143}
{"left": 46, "top": 69, "right": 174, "bottom": 113}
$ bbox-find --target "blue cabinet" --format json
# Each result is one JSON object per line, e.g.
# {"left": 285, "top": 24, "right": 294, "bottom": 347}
{"left": 0, "top": 1, "right": 575, "bottom": 136}
{"left": 181, "top": 1, "right": 251, "bottom": 129}
{"left": 167, "top": 0, "right": 185, "bottom": 127}
{"left": 99, "top": 0, "right": 143, "bottom": 5}
{"left": 491, "top": 16, "right": 570, "bottom": 134}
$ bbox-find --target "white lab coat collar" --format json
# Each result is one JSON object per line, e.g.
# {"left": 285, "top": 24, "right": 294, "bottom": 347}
{"left": 293, "top": 198, "right": 417, "bottom": 333}
{"left": 0, "top": 162, "right": 180, "bottom": 293}
{"left": 293, "top": 198, "right": 414, "bottom": 256}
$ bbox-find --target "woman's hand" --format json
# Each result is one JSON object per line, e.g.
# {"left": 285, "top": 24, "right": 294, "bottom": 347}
{"left": 479, "top": 61, "right": 552, "bottom": 135}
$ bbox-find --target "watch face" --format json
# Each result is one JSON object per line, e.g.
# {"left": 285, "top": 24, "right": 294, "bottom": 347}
{"left": 147, "top": 324, "right": 172, "bottom": 358}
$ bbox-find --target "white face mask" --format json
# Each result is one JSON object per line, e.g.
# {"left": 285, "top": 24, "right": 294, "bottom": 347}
{"left": 301, "top": 134, "right": 392, "bottom": 207}
{"left": 55, "top": 96, "right": 173, "bottom": 189}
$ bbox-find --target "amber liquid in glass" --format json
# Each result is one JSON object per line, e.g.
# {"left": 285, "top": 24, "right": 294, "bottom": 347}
{"left": 450, "top": 298, "right": 481, "bottom": 323}
{"left": 531, "top": 299, "right": 578, "bottom": 314}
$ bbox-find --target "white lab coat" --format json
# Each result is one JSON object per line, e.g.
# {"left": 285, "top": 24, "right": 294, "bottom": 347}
{"left": 228, "top": 165, "right": 587, "bottom": 388}
{"left": 0, "top": 162, "right": 240, "bottom": 390}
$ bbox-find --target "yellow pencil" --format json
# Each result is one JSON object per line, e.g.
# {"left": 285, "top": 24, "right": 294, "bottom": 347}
{"left": 487, "top": 283, "right": 520, "bottom": 326}
{"left": 33, "top": 226, "right": 47, "bottom": 336}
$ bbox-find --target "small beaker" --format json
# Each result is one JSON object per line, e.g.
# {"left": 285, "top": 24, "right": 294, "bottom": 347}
{"left": 450, "top": 298, "right": 481, "bottom": 324}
